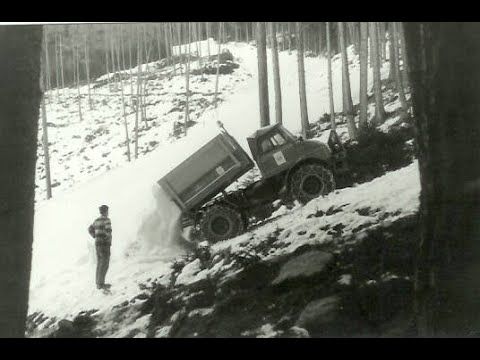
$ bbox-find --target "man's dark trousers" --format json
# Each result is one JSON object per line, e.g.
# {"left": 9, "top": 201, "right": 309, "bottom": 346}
{"left": 96, "top": 243, "right": 111, "bottom": 288}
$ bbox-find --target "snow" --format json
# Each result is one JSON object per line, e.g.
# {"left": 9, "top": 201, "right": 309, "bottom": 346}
{"left": 338, "top": 274, "right": 352, "bottom": 285}
{"left": 174, "top": 259, "right": 208, "bottom": 286}
{"left": 29, "top": 36, "right": 416, "bottom": 335}
{"left": 188, "top": 308, "right": 214, "bottom": 318}
{"left": 212, "top": 161, "right": 420, "bottom": 259}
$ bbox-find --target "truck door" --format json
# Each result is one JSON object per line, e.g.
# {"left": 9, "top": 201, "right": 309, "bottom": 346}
{"left": 257, "top": 130, "right": 298, "bottom": 178}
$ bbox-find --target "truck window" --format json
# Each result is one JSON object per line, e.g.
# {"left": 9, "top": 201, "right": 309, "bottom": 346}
{"left": 260, "top": 132, "right": 286, "bottom": 154}
{"left": 272, "top": 133, "right": 286, "bottom": 146}
{"left": 261, "top": 138, "right": 274, "bottom": 153}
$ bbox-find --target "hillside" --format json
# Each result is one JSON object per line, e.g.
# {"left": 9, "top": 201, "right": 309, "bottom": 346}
{"left": 27, "top": 38, "right": 418, "bottom": 337}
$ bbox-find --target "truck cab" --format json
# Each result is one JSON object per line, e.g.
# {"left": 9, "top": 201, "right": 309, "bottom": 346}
{"left": 247, "top": 123, "right": 336, "bottom": 179}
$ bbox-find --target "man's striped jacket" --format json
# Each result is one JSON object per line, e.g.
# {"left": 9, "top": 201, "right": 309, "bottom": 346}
{"left": 88, "top": 215, "right": 112, "bottom": 245}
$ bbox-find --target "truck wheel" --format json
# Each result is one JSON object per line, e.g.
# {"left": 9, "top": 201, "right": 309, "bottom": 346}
{"left": 290, "top": 164, "right": 335, "bottom": 205}
{"left": 199, "top": 205, "right": 244, "bottom": 243}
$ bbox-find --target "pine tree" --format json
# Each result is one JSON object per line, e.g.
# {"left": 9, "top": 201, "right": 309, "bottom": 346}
{"left": 214, "top": 22, "right": 223, "bottom": 108}
{"left": 114, "top": 29, "right": 131, "bottom": 162}
{"left": 270, "top": 22, "right": 282, "bottom": 125}
{"left": 257, "top": 22, "right": 270, "bottom": 127}
{"left": 75, "top": 43, "right": 83, "bottom": 122}
{"left": 0, "top": 24, "right": 43, "bottom": 338}
{"left": 359, "top": 22, "right": 369, "bottom": 132}
{"left": 405, "top": 22, "right": 480, "bottom": 337}
{"left": 59, "top": 32, "right": 65, "bottom": 88}
{"left": 326, "top": 22, "right": 336, "bottom": 130}
{"left": 369, "top": 22, "right": 386, "bottom": 124}
{"left": 338, "top": 22, "right": 358, "bottom": 139}
{"left": 391, "top": 22, "right": 408, "bottom": 118}
{"left": 184, "top": 22, "right": 191, "bottom": 135}
{"left": 134, "top": 25, "right": 142, "bottom": 159}
{"left": 54, "top": 32, "right": 60, "bottom": 99}
{"left": 40, "top": 44, "right": 52, "bottom": 200}
{"left": 398, "top": 22, "right": 410, "bottom": 90}
{"left": 84, "top": 27, "right": 93, "bottom": 109}
{"left": 388, "top": 22, "right": 397, "bottom": 83}
{"left": 297, "top": 22, "right": 308, "bottom": 137}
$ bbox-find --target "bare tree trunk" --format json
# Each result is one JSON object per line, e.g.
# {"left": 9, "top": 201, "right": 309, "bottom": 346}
{"left": 44, "top": 29, "right": 51, "bottom": 91}
{"left": 143, "top": 24, "right": 150, "bottom": 74}
{"left": 398, "top": 22, "right": 410, "bottom": 90}
{"left": 59, "top": 32, "right": 65, "bottom": 88}
{"left": 0, "top": 25, "right": 42, "bottom": 338}
{"left": 157, "top": 23, "right": 162, "bottom": 61}
{"left": 114, "top": 31, "right": 131, "bottom": 162}
{"left": 54, "top": 33, "right": 60, "bottom": 98}
{"left": 338, "top": 22, "right": 358, "bottom": 139}
{"left": 72, "top": 46, "right": 76, "bottom": 88}
{"left": 163, "top": 23, "right": 170, "bottom": 67}
{"left": 169, "top": 23, "right": 176, "bottom": 75}
{"left": 196, "top": 22, "right": 202, "bottom": 67}
{"left": 354, "top": 22, "right": 361, "bottom": 55}
{"left": 297, "top": 22, "right": 308, "bottom": 137}
{"left": 43, "top": 29, "right": 51, "bottom": 98}
{"left": 214, "top": 22, "right": 223, "bottom": 108}
{"left": 128, "top": 25, "right": 134, "bottom": 95}
{"left": 176, "top": 23, "right": 183, "bottom": 75}
{"left": 75, "top": 45, "right": 83, "bottom": 122}
{"left": 40, "top": 47, "right": 52, "bottom": 200}
{"left": 104, "top": 25, "right": 111, "bottom": 91}
{"left": 404, "top": 22, "right": 480, "bottom": 337}
{"left": 185, "top": 22, "right": 191, "bottom": 135}
{"left": 369, "top": 22, "right": 386, "bottom": 124}
{"left": 120, "top": 26, "right": 126, "bottom": 71}
{"left": 270, "top": 22, "right": 282, "bottom": 125}
{"left": 391, "top": 22, "right": 408, "bottom": 117}
{"left": 257, "top": 22, "right": 270, "bottom": 127}
{"left": 222, "top": 21, "right": 226, "bottom": 45}
{"left": 388, "top": 22, "right": 396, "bottom": 83}
{"left": 326, "top": 22, "right": 335, "bottom": 130}
{"left": 110, "top": 29, "right": 118, "bottom": 90}
{"left": 359, "top": 22, "right": 369, "bottom": 132}
{"left": 134, "top": 25, "right": 142, "bottom": 159}
{"left": 379, "top": 22, "right": 387, "bottom": 62}
{"left": 206, "top": 22, "right": 211, "bottom": 57}
{"left": 84, "top": 28, "right": 93, "bottom": 109}
{"left": 142, "top": 26, "right": 153, "bottom": 128}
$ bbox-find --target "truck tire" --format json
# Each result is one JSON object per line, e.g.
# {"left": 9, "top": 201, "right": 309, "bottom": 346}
{"left": 290, "top": 164, "right": 335, "bottom": 205}
{"left": 199, "top": 205, "right": 244, "bottom": 243}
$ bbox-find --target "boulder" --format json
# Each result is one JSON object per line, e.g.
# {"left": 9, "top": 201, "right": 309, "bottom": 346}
{"left": 271, "top": 250, "right": 334, "bottom": 286}
{"left": 286, "top": 326, "right": 310, "bottom": 338}
{"left": 295, "top": 295, "right": 341, "bottom": 334}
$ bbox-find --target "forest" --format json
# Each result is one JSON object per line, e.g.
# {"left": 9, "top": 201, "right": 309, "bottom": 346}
{"left": 0, "top": 22, "right": 479, "bottom": 338}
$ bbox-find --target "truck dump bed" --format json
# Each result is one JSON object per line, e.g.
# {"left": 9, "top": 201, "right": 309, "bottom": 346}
{"left": 158, "top": 130, "right": 254, "bottom": 212}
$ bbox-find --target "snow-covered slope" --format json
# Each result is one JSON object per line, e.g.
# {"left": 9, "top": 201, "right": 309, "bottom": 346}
{"left": 29, "top": 38, "right": 413, "bottom": 329}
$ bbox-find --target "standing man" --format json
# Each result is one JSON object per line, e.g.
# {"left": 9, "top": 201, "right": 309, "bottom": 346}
{"left": 88, "top": 205, "right": 112, "bottom": 290}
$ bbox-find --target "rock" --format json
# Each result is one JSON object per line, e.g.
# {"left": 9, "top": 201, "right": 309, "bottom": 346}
{"left": 54, "top": 319, "right": 75, "bottom": 338}
{"left": 295, "top": 295, "right": 341, "bottom": 334}
{"left": 154, "top": 325, "right": 172, "bottom": 338}
{"left": 271, "top": 250, "right": 334, "bottom": 286}
{"left": 58, "top": 319, "right": 74, "bottom": 331}
{"left": 134, "top": 293, "right": 149, "bottom": 301}
{"left": 286, "top": 326, "right": 310, "bottom": 338}
{"left": 175, "top": 259, "right": 206, "bottom": 286}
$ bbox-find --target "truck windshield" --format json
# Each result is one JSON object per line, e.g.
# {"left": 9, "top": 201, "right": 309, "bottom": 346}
{"left": 260, "top": 131, "right": 287, "bottom": 153}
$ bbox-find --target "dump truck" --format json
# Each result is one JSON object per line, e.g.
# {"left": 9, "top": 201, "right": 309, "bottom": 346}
{"left": 158, "top": 122, "right": 348, "bottom": 243}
